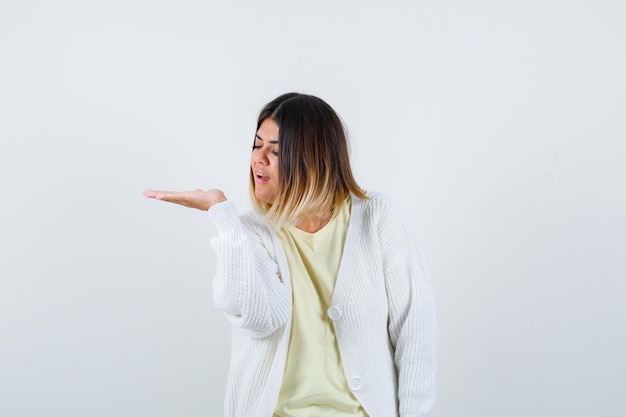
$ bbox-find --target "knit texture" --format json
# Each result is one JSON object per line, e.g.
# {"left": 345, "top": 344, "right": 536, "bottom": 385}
{"left": 208, "top": 192, "right": 438, "bottom": 417}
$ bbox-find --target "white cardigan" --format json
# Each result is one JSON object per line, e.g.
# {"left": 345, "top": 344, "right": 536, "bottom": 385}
{"left": 208, "top": 193, "right": 438, "bottom": 417}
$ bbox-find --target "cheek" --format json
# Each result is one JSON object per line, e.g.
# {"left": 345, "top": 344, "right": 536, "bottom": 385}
{"left": 271, "top": 157, "right": 280, "bottom": 177}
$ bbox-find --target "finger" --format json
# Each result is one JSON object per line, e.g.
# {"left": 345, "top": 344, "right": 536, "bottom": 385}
{"left": 144, "top": 189, "right": 178, "bottom": 199}
{"left": 155, "top": 192, "right": 183, "bottom": 201}
{"left": 143, "top": 189, "right": 158, "bottom": 198}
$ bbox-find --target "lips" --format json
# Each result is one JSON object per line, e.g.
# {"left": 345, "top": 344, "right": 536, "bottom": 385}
{"left": 254, "top": 171, "right": 270, "bottom": 183}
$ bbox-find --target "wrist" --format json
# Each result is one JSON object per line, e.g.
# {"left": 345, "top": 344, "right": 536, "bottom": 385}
{"left": 204, "top": 191, "right": 227, "bottom": 210}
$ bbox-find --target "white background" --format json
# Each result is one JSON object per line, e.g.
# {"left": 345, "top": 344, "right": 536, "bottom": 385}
{"left": 1, "top": 1, "right": 625, "bottom": 416}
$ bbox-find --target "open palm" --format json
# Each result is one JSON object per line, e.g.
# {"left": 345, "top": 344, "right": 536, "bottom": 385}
{"left": 143, "top": 188, "right": 227, "bottom": 211}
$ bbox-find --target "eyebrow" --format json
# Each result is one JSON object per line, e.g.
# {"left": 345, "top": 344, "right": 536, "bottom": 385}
{"left": 255, "top": 133, "right": 279, "bottom": 144}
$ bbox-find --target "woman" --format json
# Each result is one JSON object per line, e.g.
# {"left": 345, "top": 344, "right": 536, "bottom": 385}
{"left": 144, "top": 93, "right": 437, "bottom": 417}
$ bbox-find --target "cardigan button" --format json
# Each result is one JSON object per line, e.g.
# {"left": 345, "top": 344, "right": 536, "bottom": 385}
{"left": 327, "top": 306, "right": 342, "bottom": 320}
{"left": 348, "top": 376, "right": 364, "bottom": 391}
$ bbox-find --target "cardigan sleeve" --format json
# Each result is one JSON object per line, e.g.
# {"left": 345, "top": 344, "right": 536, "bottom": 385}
{"left": 208, "top": 201, "right": 291, "bottom": 338}
{"left": 378, "top": 197, "right": 438, "bottom": 417}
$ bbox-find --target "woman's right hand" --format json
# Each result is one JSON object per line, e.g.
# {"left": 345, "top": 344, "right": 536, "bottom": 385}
{"left": 143, "top": 188, "right": 227, "bottom": 211}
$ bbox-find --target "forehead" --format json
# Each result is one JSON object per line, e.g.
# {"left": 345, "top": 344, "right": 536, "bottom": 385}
{"left": 256, "top": 118, "right": 279, "bottom": 142}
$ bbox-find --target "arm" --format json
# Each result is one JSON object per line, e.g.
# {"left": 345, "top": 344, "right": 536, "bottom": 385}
{"left": 143, "top": 188, "right": 291, "bottom": 337}
{"left": 208, "top": 201, "right": 291, "bottom": 338}
{"left": 378, "top": 198, "right": 438, "bottom": 417}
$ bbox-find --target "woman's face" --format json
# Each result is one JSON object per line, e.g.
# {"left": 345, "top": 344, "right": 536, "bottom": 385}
{"left": 251, "top": 118, "right": 280, "bottom": 204}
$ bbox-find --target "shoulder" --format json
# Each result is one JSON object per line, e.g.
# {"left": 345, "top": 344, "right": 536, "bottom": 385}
{"left": 240, "top": 208, "right": 264, "bottom": 225}
{"left": 208, "top": 200, "right": 273, "bottom": 239}
{"left": 354, "top": 191, "right": 415, "bottom": 254}
{"left": 240, "top": 210, "right": 270, "bottom": 233}
{"left": 240, "top": 210, "right": 280, "bottom": 247}
{"left": 352, "top": 191, "right": 405, "bottom": 224}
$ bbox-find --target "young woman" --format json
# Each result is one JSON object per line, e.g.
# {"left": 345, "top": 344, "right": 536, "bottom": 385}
{"left": 144, "top": 93, "right": 437, "bottom": 417}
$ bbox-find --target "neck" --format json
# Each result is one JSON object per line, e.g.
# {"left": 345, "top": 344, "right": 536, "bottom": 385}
{"left": 295, "top": 213, "right": 332, "bottom": 233}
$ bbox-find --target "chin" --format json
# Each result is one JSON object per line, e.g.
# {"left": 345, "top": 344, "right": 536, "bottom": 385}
{"left": 254, "top": 192, "right": 271, "bottom": 204}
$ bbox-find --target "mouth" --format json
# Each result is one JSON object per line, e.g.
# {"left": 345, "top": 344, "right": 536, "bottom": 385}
{"left": 255, "top": 172, "right": 270, "bottom": 182}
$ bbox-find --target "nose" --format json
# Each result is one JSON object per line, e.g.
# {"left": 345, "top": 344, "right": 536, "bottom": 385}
{"left": 252, "top": 148, "right": 269, "bottom": 165}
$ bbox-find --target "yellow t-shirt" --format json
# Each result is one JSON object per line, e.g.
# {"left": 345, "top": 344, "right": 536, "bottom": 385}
{"left": 273, "top": 197, "right": 368, "bottom": 417}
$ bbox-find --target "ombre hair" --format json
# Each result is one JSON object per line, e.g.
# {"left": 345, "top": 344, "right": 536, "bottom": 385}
{"left": 250, "top": 93, "right": 368, "bottom": 226}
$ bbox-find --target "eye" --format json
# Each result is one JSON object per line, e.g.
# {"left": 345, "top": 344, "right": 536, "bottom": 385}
{"left": 271, "top": 149, "right": 279, "bottom": 156}
{"left": 252, "top": 144, "right": 261, "bottom": 151}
